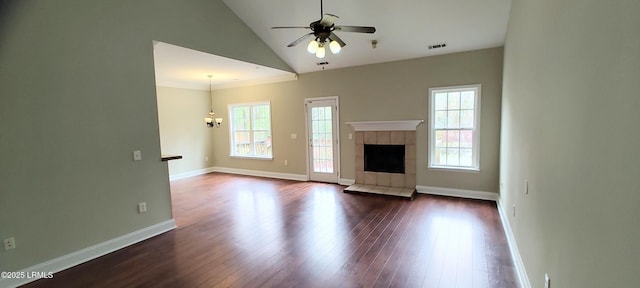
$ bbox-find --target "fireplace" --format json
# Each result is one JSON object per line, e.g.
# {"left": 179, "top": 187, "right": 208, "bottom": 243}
{"left": 345, "top": 120, "right": 423, "bottom": 199}
{"left": 364, "top": 144, "right": 405, "bottom": 174}
{"left": 355, "top": 130, "right": 416, "bottom": 189}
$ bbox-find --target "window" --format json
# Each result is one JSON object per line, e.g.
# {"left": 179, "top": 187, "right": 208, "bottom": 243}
{"left": 428, "top": 84, "right": 481, "bottom": 171}
{"left": 229, "top": 102, "right": 272, "bottom": 159}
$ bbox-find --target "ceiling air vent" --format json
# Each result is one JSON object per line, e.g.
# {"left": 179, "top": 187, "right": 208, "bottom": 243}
{"left": 316, "top": 61, "right": 329, "bottom": 70}
{"left": 428, "top": 43, "right": 447, "bottom": 50}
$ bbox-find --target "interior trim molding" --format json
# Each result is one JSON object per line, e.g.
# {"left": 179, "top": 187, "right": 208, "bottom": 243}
{"left": 497, "top": 199, "right": 531, "bottom": 288}
{"left": 416, "top": 185, "right": 499, "bottom": 201}
{"left": 169, "top": 167, "right": 216, "bottom": 181}
{"left": 346, "top": 120, "right": 424, "bottom": 131}
{"left": 0, "top": 219, "right": 177, "bottom": 288}
{"left": 212, "top": 166, "right": 308, "bottom": 182}
{"left": 156, "top": 73, "right": 298, "bottom": 91}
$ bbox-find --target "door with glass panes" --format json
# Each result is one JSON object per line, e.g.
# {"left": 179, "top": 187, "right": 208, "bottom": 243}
{"left": 306, "top": 98, "right": 339, "bottom": 183}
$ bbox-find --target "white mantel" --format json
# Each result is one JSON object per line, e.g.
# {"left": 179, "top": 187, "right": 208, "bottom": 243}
{"left": 346, "top": 120, "right": 424, "bottom": 131}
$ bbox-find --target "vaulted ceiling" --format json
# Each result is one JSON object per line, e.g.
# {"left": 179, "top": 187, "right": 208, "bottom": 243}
{"left": 153, "top": 0, "right": 512, "bottom": 90}
{"left": 223, "top": 0, "right": 512, "bottom": 73}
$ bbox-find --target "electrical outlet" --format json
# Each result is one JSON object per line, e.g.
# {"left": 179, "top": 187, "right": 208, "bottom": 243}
{"left": 544, "top": 273, "right": 551, "bottom": 288}
{"left": 4, "top": 237, "right": 16, "bottom": 250}
{"left": 205, "top": 156, "right": 209, "bottom": 162}
{"left": 512, "top": 204, "right": 516, "bottom": 217}
{"left": 284, "top": 160, "right": 288, "bottom": 166}
{"left": 138, "top": 202, "right": 147, "bottom": 213}
{"left": 133, "top": 150, "right": 142, "bottom": 161}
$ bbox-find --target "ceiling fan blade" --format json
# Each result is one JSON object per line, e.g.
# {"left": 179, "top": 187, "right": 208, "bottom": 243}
{"left": 272, "top": 26, "right": 311, "bottom": 29}
{"left": 319, "top": 13, "right": 339, "bottom": 27}
{"left": 335, "top": 26, "right": 376, "bottom": 33}
{"left": 287, "top": 33, "right": 314, "bottom": 47}
{"left": 329, "top": 32, "right": 346, "bottom": 47}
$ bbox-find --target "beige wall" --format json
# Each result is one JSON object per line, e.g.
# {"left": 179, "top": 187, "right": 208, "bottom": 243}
{"left": 213, "top": 47, "right": 503, "bottom": 193}
{"left": 0, "top": 0, "right": 290, "bottom": 272}
{"left": 156, "top": 86, "right": 213, "bottom": 176}
{"left": 501, "top": 0, "right": 640, "bottom": 287}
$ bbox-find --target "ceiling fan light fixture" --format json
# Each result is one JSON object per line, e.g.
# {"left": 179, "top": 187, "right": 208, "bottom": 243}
{"left": 315, "top": 44, "right": 326, "bottom": 58}
{"left": 307, "top": 40, "right": 319, "bottom": 54}
{"left": 329, "top": 40, "right": 341, "bottom": 54}
{"left": 272, "top": 0, "right": 376, "bottom": 59}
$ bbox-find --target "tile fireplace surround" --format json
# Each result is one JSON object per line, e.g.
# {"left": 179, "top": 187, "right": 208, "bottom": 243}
{"left": 345, "top": 120, "right": 423, "bottom": 199}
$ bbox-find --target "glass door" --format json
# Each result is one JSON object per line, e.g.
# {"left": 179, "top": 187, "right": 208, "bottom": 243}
{"left": 306, "top": 98, "right": 339, "bottom": 183}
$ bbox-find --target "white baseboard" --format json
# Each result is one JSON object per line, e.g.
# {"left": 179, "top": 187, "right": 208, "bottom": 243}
{"left": 0, "top": 219, "right": 176, "bottom": 288}
{"left": 497, "top": 199, "right": 531, "bottom": 288}
{"left": 416, "top": 185, "right": 499, "bottom": 201}
{"left": 212, "top": 167, "right": 308, "bottom": 182}
{"left": 339, "top": 178, "right": 355, "bottom": 186}
{"left": 169, "top": 167, "right": 216, "bottom": 181}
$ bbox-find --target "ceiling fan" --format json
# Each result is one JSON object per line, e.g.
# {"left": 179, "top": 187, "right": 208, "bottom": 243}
{"left": 272, "top": 0, "right": 376, "bottom": 58}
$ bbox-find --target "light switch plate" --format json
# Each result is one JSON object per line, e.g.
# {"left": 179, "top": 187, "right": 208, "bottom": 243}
{"left": 133, "top": 150, "right": 142, "bottom": 161}
{"left": 138, "top": 202, "right": 147, "bottom": 213}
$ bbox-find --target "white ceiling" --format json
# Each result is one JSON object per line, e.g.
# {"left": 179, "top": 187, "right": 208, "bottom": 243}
{"left": 153, "top": 0, "right": 512, "bottom": 90}
{"left": 153, "top": 42, "right": 297, "bottom": 91}
{"left": 223, "top": 0, "right": 512, "bottom": 74}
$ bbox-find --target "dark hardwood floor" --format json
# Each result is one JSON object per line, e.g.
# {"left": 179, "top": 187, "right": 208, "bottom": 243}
{"left": 24, "top": 173, "right": 518, "bottom": 288}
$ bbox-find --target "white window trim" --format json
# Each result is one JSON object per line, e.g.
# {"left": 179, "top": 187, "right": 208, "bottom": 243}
{"left": 228, "top": 101, "right": 273, "bottom": 159}
{"left": 428, "top": 84, "right": 481, "bottom": 171}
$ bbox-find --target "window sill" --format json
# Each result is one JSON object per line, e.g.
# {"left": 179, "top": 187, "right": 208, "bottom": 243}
{"left": 229, "top": 155, "right": 273, "bottom": 161}
{"left": 428, "top": 165, "right": 480, "bottom": 173}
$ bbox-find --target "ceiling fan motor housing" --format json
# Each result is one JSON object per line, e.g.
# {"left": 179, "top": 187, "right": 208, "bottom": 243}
{"left": 311, "top": 22, "right": 333, "bottom": 43}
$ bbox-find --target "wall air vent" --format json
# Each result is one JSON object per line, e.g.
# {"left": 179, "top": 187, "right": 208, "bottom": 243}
{"left": 428, "top": 43, "right": 447, "bottom": 50}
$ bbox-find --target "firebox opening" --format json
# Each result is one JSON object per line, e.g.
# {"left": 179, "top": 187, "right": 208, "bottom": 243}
{"left": 364, "top": 144, "right": 405, "bottom": 174}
